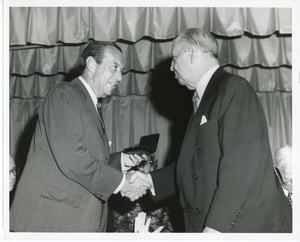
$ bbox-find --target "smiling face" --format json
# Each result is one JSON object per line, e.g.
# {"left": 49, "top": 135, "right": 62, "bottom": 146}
{"left": 90, "top": 47, "right": 124, "bottom": 98}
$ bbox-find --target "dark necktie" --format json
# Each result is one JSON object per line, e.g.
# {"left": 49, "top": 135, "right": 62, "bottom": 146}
{"left": 96, "top": 101, "right": 106, "bottom": 133}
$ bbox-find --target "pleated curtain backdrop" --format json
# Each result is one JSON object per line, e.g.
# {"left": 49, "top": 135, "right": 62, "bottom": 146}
{"left": 9, "top": 7, "right": 292, "bottom": 170}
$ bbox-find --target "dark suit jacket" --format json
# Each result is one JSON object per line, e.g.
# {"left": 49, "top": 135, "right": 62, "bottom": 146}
{"left": 151, "top": 67, "right": 292, "bottom": 232}
{"left": 10, "top": 78, "right": 123, "bottom": 232}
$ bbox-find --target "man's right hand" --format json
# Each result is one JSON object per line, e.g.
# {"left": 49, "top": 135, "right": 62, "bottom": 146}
{"left": 120, "top": 171, "right": 151, "bottom": 201}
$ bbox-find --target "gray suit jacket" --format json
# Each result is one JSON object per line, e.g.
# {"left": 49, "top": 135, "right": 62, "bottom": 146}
{"left": 10, "top": 78, "right": 123, "bottom": 232}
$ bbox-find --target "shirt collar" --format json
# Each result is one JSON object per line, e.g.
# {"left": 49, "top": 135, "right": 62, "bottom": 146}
{"left": 78, "top": 76, "right": 98, "bottom": 108}
{"left": 195, "top": 64, "right": 220, "bottom": 102}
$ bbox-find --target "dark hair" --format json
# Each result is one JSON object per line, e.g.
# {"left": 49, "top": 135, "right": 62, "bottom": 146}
{"left": 175, "top": 28, "right": 219, "bottom": 59}
{"left": 79, "top": 41, "right": 122, "bottom": 71}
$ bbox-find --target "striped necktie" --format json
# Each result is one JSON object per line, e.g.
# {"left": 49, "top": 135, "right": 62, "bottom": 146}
{"left": 96, "top": 101, "right": 106, "bottom": 133}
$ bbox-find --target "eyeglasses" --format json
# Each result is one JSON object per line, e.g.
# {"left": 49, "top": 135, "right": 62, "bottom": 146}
{"left": 10, "top": 167, "right": 20, "bottom": 176}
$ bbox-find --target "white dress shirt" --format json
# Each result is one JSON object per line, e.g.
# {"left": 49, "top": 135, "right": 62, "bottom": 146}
{"left": 78, "top": 76, "right": 98, "bottom": 111}
{"left": 193, "top": 64, "right": 220, "bottom": 112}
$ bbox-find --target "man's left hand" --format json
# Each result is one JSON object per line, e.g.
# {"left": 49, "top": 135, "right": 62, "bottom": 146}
{"left": 122, "top": 153, "right": 149, "bottom": 171}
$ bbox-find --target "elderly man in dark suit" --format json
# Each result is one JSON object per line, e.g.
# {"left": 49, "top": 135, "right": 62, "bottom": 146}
{"left": 10, "top": 41, "right": 149, "bottom": 232}
{"left": 128, "top": 28, "right": 292, "bottom": 232}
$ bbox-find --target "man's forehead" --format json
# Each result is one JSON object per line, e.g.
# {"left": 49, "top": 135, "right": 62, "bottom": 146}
{"left": 103, "top": 47, "right": 123, "bottom": 64}
{"left": 104, "top": 47, "right": 121, "bottom": 56}
{"left": 171, "top": 44, "right": 180, "bottom": 55}
{"left": 172, "top": 40, "right": 185, "bottom": 53}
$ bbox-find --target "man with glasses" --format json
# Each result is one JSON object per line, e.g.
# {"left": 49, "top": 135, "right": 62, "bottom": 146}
{"left": 9, "top": 154, "right": 19, "bottom": 192}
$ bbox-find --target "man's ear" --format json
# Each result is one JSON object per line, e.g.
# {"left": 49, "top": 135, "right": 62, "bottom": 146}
{"left": 188, "top": 46, "right": 197, "bottom": 64}
{"left": 86, "top": 56, "right": 97, "bottom": 73}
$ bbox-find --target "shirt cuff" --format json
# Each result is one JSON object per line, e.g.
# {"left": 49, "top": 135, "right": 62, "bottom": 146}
{"left": 113, "top": 173, "right": 125, "bottom": 194}
{"left": 148, "top": 173, "right": 156, "bottom": 196}
{"left": 120, "top": 152, "right": 132, "bottom": 172}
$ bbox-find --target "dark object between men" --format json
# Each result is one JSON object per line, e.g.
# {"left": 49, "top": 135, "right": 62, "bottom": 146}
{"left": 123, "top": 133, "right": 160, "bottom": 156}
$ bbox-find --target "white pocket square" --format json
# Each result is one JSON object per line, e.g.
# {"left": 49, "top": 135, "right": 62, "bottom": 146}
{"left": 200, "top": 115, "right": 207, "bottom": 125}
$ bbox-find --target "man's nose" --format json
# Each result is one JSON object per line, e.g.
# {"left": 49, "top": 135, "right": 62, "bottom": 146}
{"left": 115, "top": 70, "right": 122, "bottom": 82}
{"left": 170, "top": 60, "right": 174, "bottom": 71}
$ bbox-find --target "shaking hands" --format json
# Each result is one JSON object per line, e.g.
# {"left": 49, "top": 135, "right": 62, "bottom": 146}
{"left": 120, "top": 152, "right": 155, "bottom": 201}
{"left": 120, "top": 171, "right": 153, "bottom": 201}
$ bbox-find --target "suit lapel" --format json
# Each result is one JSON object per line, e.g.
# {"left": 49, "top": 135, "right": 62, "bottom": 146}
{"left": 177, "top": 68, "right": 224, "bottom": 168}
{"left": 194, "top": 67, "right": 226, "bottom": 123}
{"left": 197, "top": 67, "right": 224, "bottom": 114}
{"left": 73, "top": 79, "right": 109, "bottom": 144}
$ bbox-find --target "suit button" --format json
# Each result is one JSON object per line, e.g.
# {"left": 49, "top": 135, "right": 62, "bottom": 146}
{"left": 193, "top": 175, "right": 197, "bottom": 180}
{"left": 195, "top": 146, "right": 199, "bottom": 150}
{"left": 196, "top": 208, "right": 200, "bottom": 214}
{"left": 183, "top": 207, "right": 188, "bottom": 212}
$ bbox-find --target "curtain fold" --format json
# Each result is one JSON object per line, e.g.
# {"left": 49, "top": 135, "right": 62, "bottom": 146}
{"left": 243, "top": 8, "right": 291, "bottom": 35}
{"left": 257, "top": 92, "right": 292, "bottom": 155}
{"left": 10, "top": 35, "right": 291, "bottom": 75}
{"left": 9, "top": 98, "right": 43, "bottom": 166}
{"left": 223, "top": 66, "right": 291, "bottom": 92}
{"left": 10, "top": 66, "right": 291, "bottom": 99}
{"left": 10, "top": 7, "right": 291, "bottom": 45}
